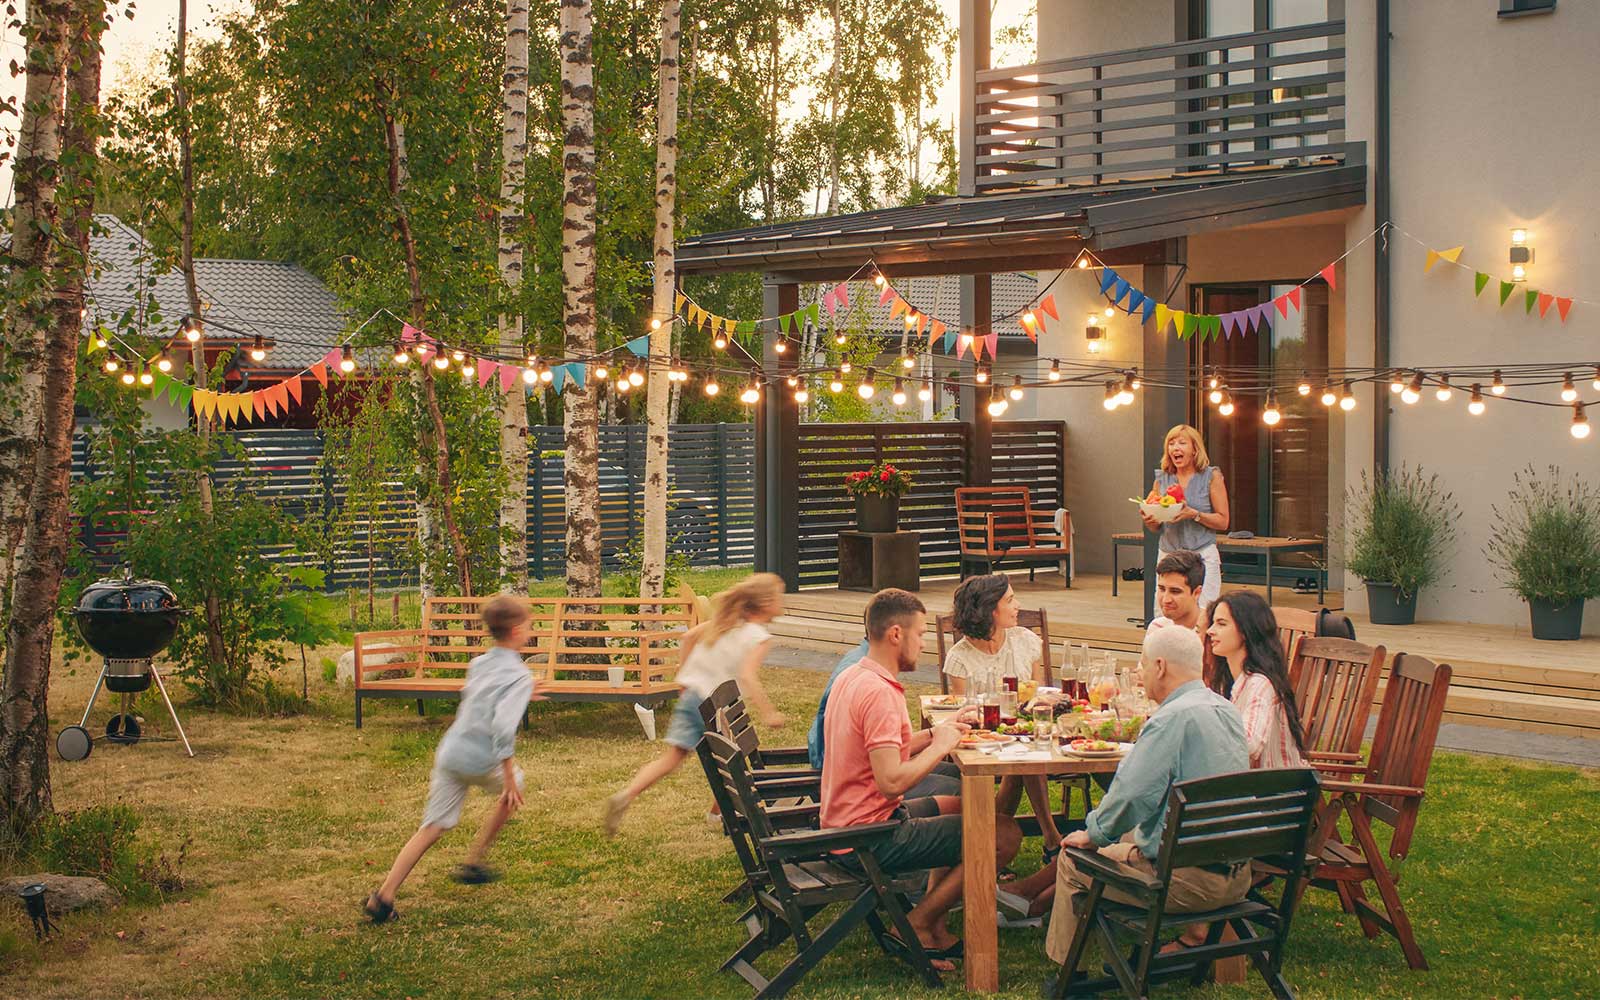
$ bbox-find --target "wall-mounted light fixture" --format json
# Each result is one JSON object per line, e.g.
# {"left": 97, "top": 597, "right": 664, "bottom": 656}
{"left": 1509, "top": 228, "right": 1534, "bottom": 282}
{"left": 1085, "top": 315, "right": 1105, "bottom": 355}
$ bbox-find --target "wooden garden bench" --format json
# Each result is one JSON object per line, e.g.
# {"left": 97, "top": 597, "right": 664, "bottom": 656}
{"left": 955, "top": 486, "right": 1072, "bottom": 585}
{"left": 351, "top": 594, "right": 698, "bottom": 728}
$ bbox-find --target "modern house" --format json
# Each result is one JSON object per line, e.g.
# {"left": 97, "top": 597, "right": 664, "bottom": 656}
{"left": 682, "top": 0, "right": 1597, "bottom": 639}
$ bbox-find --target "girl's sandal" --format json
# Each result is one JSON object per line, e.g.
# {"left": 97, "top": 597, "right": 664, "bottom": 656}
{"left": 363, "top": 892, "right": 398, "bottom": 924}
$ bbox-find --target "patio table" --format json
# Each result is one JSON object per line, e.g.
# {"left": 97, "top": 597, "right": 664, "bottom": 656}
{"left": 1110, "top": 532, "right": 1326, "bottom": 604}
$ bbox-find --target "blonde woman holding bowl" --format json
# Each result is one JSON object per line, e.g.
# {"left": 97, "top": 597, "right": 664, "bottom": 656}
{"left": 1140, "top": 425, "right": 1230, "bottom": 607}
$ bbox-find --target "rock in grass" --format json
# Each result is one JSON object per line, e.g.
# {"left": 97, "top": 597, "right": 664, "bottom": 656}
{"left": 1, "top": 874, "right": 119, "bottom": 915}
{"left": 336, "top": 642, "right": 410, "bottom": 687}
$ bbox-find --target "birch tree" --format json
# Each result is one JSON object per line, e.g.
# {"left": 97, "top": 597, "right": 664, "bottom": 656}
{"left": 497, "top": 0, "right": 531, "bottom": 593}
{"left": 639, "top": 0, "right": 681, "bottom": 599}
{"left": 559, "top": 0, "right": 601, "bottom": 599}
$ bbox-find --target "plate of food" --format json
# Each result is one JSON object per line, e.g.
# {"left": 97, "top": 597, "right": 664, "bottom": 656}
{"left": 958, "top": 731, "right": 1016, "bottom": 749}
{"left": 925, "top": 694, "right": 964, "bottom": 708}
{"left": 1061, "top": 738, "right": 1133, "bottom": 758}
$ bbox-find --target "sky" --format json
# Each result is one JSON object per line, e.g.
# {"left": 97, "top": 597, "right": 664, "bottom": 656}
{"left": 3, "top": 0, "right": 1034, "bottom": 210}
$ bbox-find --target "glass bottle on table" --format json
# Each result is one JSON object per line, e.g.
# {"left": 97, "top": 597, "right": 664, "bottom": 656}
{"left": 1000, "top": 674, "right": 1019, "bottom": 726}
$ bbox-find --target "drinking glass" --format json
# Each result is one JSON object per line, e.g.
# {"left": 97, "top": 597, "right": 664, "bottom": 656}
{"left": 1031, "top": 699, "right": 1054, "bottom": 740}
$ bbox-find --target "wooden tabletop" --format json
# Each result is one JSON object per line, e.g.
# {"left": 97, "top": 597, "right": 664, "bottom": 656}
{"left": 1111, "top": 531, "right": 1324, "bottom": 549}
{"left": 950, "top": 745, "right": 1123, "bottom": 777}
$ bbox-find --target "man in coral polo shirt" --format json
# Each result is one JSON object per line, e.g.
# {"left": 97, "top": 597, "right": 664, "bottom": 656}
{"left": 822, "top": 588, "right": 1022, "bottom": 963}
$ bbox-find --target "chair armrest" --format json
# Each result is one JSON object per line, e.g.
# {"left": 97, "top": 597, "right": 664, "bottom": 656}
{"left": 750, "top": 767, "right": 822, "bottom": 784}
{"left": 1062, "top": 846, "right": 1164, "bottom": 896}
{"left": 1323, "top": 779, "right": 1425, "bottom": 798}
{"left": 757, "top": 747, "right": 813, "bottom": 767}
{"left": 1307, "top": 750, "right": 1363, "bottom": 763}
{"left": 762, "top": 820, "right": 902, "bottom": 860}
{"left": 1311, "top": 762, "right": 1367, "bottom": 775}
{"left": 750, "top": 774, "right": 821, "bottom": 800}
{"left": 766, "top": 803, "right": 820, "bottom": 830}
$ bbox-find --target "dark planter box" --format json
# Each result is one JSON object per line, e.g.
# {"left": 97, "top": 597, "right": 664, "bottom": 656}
{"left": 854, "top": 495, "right": 901, "bottom": 533}
{"left": 1528, "top": 597, "right": 1586, "bottom": 641}
{"left": 1365, "top": 582, "right": 1418, "bottom": 626}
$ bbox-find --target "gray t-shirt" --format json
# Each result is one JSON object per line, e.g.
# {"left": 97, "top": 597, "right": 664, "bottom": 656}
{"left": 434, "top": 646, "right": 535, "bottom": 777}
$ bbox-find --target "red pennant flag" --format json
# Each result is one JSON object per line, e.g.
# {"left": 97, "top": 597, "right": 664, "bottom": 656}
{"left": 400, "top": 322, "right": 419, "bottom": 344}
{"left": 310, "top": 363, "right": 328, "bottom": 388}
{"left": 878, "top": 284, "right": 895, "bottom": 306}
{"left": 285, "top": 375, "right": 303, "bottom": 405}
{"left": 1039, "top": 294, "right": 1058, "bottom": 321}
{"left": 984, "top": 331, "right": 999, "bottom": 358}
{"left": 1537, "top": 293, "right": 1555, "bottom": 319}
{"left": 1287, "top": 286, "right": 1302, "bottom": 311}
{"left": 477, "top": 360, "right": 498, "bottom": 388}
{"left": 499, "top": 364, "right": 518, "bottom": 393}
{"left": 1556, "top": 297, "right": 1574, "bottom": 322}
{"left": 928, "top": 319, "right": 945, "bottom": 343}
{"left": 1319, "top": 264, "right": 1338, "bottom": 290}
{"left": 1274, "top": 295, "right": 1291, "bottom": 319}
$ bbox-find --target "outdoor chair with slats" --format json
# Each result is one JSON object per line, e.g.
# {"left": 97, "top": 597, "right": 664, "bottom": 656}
{"left": 1288, "top": 637, "right": 1387, "bottom": 767}
{"left": 955, "top": 486, "right": 1072, "bottom": 585}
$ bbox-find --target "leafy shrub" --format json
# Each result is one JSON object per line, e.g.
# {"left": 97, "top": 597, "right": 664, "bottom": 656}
{"left": 614, "top": 531, "right": 692, "bottom": 597}
{"left": 1485, "top": 466, "right": 1600, "bottom": 607}
{"left": 33, "top": 805, "right": 187, "bottom": 904}
{"left": 1344, "top": 465, "right": 1459, "bottom": 600}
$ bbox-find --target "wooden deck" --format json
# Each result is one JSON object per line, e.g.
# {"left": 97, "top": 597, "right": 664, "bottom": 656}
{"left": 768, "top": 572, "right": 1600, "bottom": 740}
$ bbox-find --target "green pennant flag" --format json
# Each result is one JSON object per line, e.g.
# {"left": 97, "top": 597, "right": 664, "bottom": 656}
{"left": 1524, "top": 289, "right": 1539, "bottom": 314}
{"left": 777, "top": 312, "right": 791, "bottom": 335}
{"left": 1474, "top": 272, "right": 1491, "bottom": 297}
{"left": 1207, "top": 315, "right": 1222, "bottom": 341}
{"left": 806, "top": 302, "right": 821, "bottom": 327}
{"left": 1184, "top": 313, "right": 1199, "bottom": 339}
{"left": 170, "top": 381, "right": 194, "bottom": 410}
{"left": 150, "top": 372, "right": 170, "bottom": 399}
{"left": 736, "top": 320, "right": 756, "bottom": 335}
{"left": 1498, "top": 280, "right": 1516, "bottom": 306}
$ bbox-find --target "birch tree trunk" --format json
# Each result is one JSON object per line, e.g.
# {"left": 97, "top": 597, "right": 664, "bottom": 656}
{"left": 0, "top": 0, "right": 71, "bottom": 630}
{"left": 639, "top": 0, "right": 681, "bottom": 599}
{"left": 175, "top": 0, "right": 229, "bottom": 669}
{"left": 826, "top": 0, "right": 842, "bottom": 216}
{"left": 2, "top": 0, "right": 102, "bottom": 838}
{"left": 559, "top": 0, "right": 602, "bottom": 599}
{"left": 497, "top": 0, "right": 531, "bottom": 593}
{"left": 376, "top": 82, "right": 474, "bottom": 597}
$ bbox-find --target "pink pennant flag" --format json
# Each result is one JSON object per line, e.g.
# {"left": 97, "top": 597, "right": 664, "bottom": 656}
{"left": 320, "top": 348, "right": 341, "bottom": 371}
{"left": 477, "top": 360, "right": 498, "bottom": 388}
{"left": 499, "top": 364, "right": 519, "bottom": 393}
{"left": 822, "top": 288, "right": 837, "bottom": 317}
{"left": 836, "top": 283, "right": 850, "bottom": 309}
{"left": 1287, "top": 286, "right": 1302, "bottom": 311}
{"left": 1274, "top": 295, "right": 1291, "bottom": 319}
{"left": 401, "top": 322, "right": 420, "bottom": 344}
{"left": 1319, "top": 264, "right": 1338, "bottom": 290}
{"left": 285, "top": 375, "right": 303, "bottom": 405}
{"left": 310, "top": 363, "right": 329, "bottom": 388}
{"left": 984, "top": 331, "right": 998, "bottom": 359}
{"left": 878, "top": 284, "right": 895, "bottom": 306}
{"left": 1222, "top": 313, "right": 1237, "bottom": 338}
{"left": 1556, "top": 297, "right": 1574, "bottom": 322}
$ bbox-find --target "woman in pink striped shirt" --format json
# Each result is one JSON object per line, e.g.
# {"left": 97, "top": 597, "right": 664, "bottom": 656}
{"left": 1205, "top": 591, "right": 1306, "bottom": 769}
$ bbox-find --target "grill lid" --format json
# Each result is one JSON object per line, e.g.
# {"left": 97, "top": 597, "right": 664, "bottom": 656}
{"left": 73, "top": 569, "right": 184, "bottom": 660}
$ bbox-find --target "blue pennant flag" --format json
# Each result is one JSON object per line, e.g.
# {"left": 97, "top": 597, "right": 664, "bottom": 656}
{"left": 551, "top": 364, "right": 569, "bottom": 392}
{"left": 565, "top": 362, "right": 586, "bottom": 388}
{"left": 1098, "top": 268, "right": 1119, "bottom": 295}
{"left": 1126, "top": 289, "right": 1147, "bottom": 315}
{"left": 942, "top": 326, "right": 957, "bottom": 354}
{"left": 1111, "top": 278, "right": 1131, "bottom": 305}
{"left": 624, "top": 335, "right": 650, "bottom": 357}
{"left": 1140, "top": 298, "right": 1157, "bottom": 324}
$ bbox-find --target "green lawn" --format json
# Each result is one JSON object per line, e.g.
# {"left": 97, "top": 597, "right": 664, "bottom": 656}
{"left": 3, "top": 636, "right": 1598, "bottom": 999}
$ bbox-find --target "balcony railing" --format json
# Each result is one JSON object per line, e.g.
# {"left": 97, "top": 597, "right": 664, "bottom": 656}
{"left": 972, "top": 20, "right": 1346, "bottom": 193}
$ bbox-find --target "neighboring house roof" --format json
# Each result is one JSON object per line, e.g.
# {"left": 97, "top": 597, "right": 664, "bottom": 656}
{"left": 850, "top": 272, "right": 1037, "bottom": 341}
{"left": 85, "top": 214, "right": 348, "bottom": 374}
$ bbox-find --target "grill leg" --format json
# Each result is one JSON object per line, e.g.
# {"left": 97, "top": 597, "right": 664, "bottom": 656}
{"left": 79, "top": 666, "right": 108, "bottom": 728}
{"left": 148, "top": 662, "right": 194, "bottom": 757}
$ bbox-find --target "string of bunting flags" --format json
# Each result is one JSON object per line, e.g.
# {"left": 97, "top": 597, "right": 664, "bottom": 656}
{"left": 1408, "top": 231, "right": 1577, "bottom": 322}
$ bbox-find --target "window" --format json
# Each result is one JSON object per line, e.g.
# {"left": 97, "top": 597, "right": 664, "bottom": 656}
{"left": 1499, "top": 0, "right": 1556, "bottom": 17}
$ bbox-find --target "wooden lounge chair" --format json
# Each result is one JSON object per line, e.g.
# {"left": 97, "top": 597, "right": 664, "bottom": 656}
{"left": 955, "top": 486, "right": 1072, "bottom": 585}
{"left": 1047, "top": 768, "right": 1323, "bottom": 999}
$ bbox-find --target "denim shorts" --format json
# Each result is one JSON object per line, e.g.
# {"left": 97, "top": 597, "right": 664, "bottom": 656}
{"left": 664, "top": 696, "right": 707, "bottom": 751}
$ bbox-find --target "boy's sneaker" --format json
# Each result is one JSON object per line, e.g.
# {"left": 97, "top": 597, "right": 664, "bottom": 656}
{"left": 604, "top": 792, "right": 630, "bottom": 838}
{"left": 451, "top": 863, "right": 501, "bottom": 885}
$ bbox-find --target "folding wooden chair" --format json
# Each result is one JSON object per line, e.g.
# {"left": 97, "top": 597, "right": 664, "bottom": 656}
{"left": 1288, "top": 637, "right": 1387, "bottom": 767}
{"left": 1302, "top": 653, "right": 1452, "bottom": 970}
{"left": 700, "top": 731, "right": 942, "bottom": 999}
{"left": 700, "top": 678, "right": 819, "bottom": 792}
{"left": 1047, "top": 768, "right": 1323, "bottom": 1000}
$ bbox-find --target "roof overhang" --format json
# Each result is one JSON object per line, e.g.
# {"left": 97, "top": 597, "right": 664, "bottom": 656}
{"left": 677, "top": 152, "right": 1365, "bottom": 283}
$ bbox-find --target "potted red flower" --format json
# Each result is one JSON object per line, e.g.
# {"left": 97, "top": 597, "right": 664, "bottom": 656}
{"left": 844, "top": 463, "right": 913, "bottom": 532}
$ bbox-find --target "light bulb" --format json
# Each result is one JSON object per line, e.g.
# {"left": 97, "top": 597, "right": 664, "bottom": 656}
{"left": 1022, "top": 311, "right": 1036, "bottom": 326}
{"left": 1009, "top": 375, "right": 1025, "bottom": 402}
{"left": 858, "top": 381, "right": 875, "bottom": 399}
{"left": 1047, "top": 359, "right": 1061, "bottom": 382}
{"left": 1218, "top": 392, "right": 1234, "bottom": 417}
{"left": 1208, "top": 386, "right": 1223, "bottom": 405}
{"left": 249, "top": 335, "right": 267, "bottom": 362}
{"left": 839, "top": 360, "right": 852, "bottom": 375}
{"left": 138, "top": 368, "right": 153, "bottom": 386}
{"left": 713, "top": 334, "right": 727, "bottom": 350}
{"left": 987, "top": 398, "right": 1008, "bottom": 417}
{"left": 1103, "top": 306, "right": 1115, "bottom": 319}
{"left": 94, "top": 332, "right": 108, "bottom": 349}
{"left": 1511, "top": 228, "right": 1528, "bottom": 246}
{"left": 1573, "top": 403, "right": 1590, "bottom": 440}
{"left": 1086, "top": 336, "right": 1103, "bottom": 355}
{"left": 1103, "top": 382, "right": 1119, "bottom": 411}
{"left": 615, "top": 376, "right": 630, "bottom": 393}
{"left": 917, "top": 382, "right": 932, "bottom": 402}
{"left": 774, "top": 338, "right": 787, "bottom": 354}
{"left": 873, "top": 274, "right": 885, "bottom": 288}
{"left": 433, "top": 354, "right": 450, "bottom": 370}
{"left": 104, "top": 356, "right": 120, "bottom": 373}
{"left": 393, "top": 346, "right": 410, "bottom": 365}
{"left": 1468, "top": 385, "right": 1486, "bottom": 416}
{"left": 795, "top": 386, "right": 810, "bottom": 403}
{"left": 1402, "top": 371, "right": 1422, "bottom": 404}
{"left": 1435, "top": 376, "right": 1453, "bottom": 403}
{"left": 1077, "top": 258, "right": 1089, "bottom": 269}
{"left": 650, "top": 317, "right": 661, "bottom": 331}
{"left": 1593, "top": 367, "right": 1600, "bottom": 391}
{"left": 740, "top": 385, "right": 760, "bottom": 404}
{"left": 834, "top": 331, "right": 847, "bottom": 346}
{"left": 461, "top": 362, "right": 476, "bottom": 379}
{"left": 959, "top": 333, "right": 973, "bottom": 352}
{"left": 975, "top": 366, "right": 989, "bottom": 385}
{"left": 1339, "top": 383, "right": 1356, "bottom": 411}
{"left": 1491, "top": 370, "right": 1506, "bottom": 395}
{"left": 1389, "top": 371, "right": 1405, "bottom": 394}
{"left": 120, "top": 370, "right": 136, "bottom": 386}
{"left": 1263, "top": 392, "right": 1281, "bottom": 426}
{"left": 155, "top": 352, "right": 172, "bottom": 373}
{"left": 595, "top": 364, "right": 609, "bottom": 381}
{"left": 1116, "top": 373, "right": 1135, "bottom": 407}
{"left": 1298, "top": 376, "right": 1312, "bottom": 397}
{"left": 901, "top": 353, "right": 916, "bottom": 370}
{"left": 892, "top": 378, "right": 907, "bottom": 405}
{"left": 628, "top": 369, "right": 644, "bottom": 387}
{"left": 830, "top": 375, "right": 844, "bottom": 394}
{"left": 1560, "top": 373, "right": 1578, "bottom": 403}
{"left": 183, "top": 319, "right": 201, "bottom": 343}
{"left": 1207, "top": 370, "right": 1220, "bottom": 391}
{"left": 451, "top": 349, "right": 465, "bottom": 363}
{"left": 905, "top": 313, "right": 917, "bottom": 329}
{"left": 704, "top": 378, "right": 720, "bottom": 396}
{"left": 785, "top": 375, "right": 797, "bottom": 388}
{"left": 1319, "top": 385, "right": 1337, "bottom": 407}
{"left": 522, "top": 366, "right": 537, "bottom": 385}
{"left": 1511, "top": 263, "right": 1527, "bottom": 282}
{"left": 340, "top": 345, "right": 356, "bottom": 373}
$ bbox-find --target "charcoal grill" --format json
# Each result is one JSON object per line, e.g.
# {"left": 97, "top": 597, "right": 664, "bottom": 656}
{"left": 57, "top": 569, "right": 193, "bottom": 760}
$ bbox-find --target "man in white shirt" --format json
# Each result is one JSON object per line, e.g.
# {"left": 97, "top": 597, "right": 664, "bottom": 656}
{"left": 1146, "top": 549, "right": 1205, "bottom": 635}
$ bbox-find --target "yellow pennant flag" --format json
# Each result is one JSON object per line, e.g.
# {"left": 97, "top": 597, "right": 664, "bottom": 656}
{"left": 1170, "top": 310, "right": 1187, "bottom": 336}
{"left": 674, "top": 292, "right": 686, "bottom": 313}
{"left": 1424, "top": 245, "right": 1463, "bottom": 273}
{"left": 1155, "top": 303, "right": 1171, "bottom": 333}
{"left": 191, "top": 389, "right": 213, "bottom": 419}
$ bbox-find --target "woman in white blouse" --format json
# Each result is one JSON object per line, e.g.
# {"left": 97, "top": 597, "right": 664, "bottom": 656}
{"left": 944, "top": 575, "right": 1064, "bottom": 863}
{"left": 1205, "top": 591, "right": 1307, "bottom": 770}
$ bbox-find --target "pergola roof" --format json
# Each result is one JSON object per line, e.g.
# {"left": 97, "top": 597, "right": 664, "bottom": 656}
{"left": 678, "top": 160, "right": 1364, "bottom": 281}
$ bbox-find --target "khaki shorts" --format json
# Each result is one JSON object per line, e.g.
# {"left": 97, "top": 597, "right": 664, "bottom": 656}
{"left": 420, "top": 762, "right": 525, "bottom": 830}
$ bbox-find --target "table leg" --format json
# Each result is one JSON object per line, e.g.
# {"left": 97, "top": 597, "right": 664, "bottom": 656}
{"left": 1265, "top": 548, "right": 1274, "bottom": 605}
{"left": 962, "top": 770, "right": 999, "bottom": 993}
{"left": 1112, "top": 542, "right": 1119, "bottom": 597}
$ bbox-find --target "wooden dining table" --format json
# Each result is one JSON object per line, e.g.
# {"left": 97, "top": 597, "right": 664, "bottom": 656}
{"left": 951, "top": 744, "right": 1121, "bottom": 993}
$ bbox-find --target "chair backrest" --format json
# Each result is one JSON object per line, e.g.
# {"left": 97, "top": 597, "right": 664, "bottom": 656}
{"left": 694, "top": 722, "right": 767, "bottom": 886}
{"left": 702, "top": 731, "right": 788, "bottom": 883}
{"left": 1157, "top": 768, "right": 1322, "bottom": 874}
{"left": 955, "top": 486, "right": 1038, "bottom": 555}
{"left": 416, "top": 596, "right": 563, "bottom": 678}
{"left": 934, "top": 608, "right": 1052, "bottom": 695}
{"left": 1363, "top": 653, "right": 1452, "bottom": 856}
{"left": 699, "top": 678, "right": 770, "bottom": 766}
{"left": 1271, "top": 607, "right": 1317, "bottom": 666}
{"left": 1289, "top": 637, "right": 1386, "bottom": 759}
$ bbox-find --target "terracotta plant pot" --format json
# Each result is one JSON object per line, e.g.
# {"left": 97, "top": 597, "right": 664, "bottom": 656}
{"left": 1527, "top": 597, "right": 1585, "bottom": 641}
{"left": 854, "top": 495, "right": 900, "bottom": 533}
{"left": 1365, "top": 582, "right": 1417, "bottom": 626}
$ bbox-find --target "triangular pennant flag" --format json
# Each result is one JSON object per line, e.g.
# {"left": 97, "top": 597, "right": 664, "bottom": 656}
{"left": 1424, "top": 249, "right": 1439, "bottom": 272}
{"left": 1439, "top": 246, "right": 1463, "bottom": 264}
{"left": 1039, "top": 294, "right": 1058, "bottom": 321}
{"left": 1222, "top": 313, "right": 1237, "bottom": 338}
{"left": 1274, "top": 295, "right": 1290, "bottom": 319}
{"left": 478, "top": 360, "right": 498, "bottom": 388}
{"left": 566, "top": 363, "right": 586, "bottom": 387}
{"left": 1319, "top": 263, "right": 1338, "bottom": 290}
{"left": 275, "top": 381, "right": 292, "bottom": 415}
{"left": 928, "top": 319, "right": 945, "bottom": 344}
{"left": 401, "top": 322, "right": 419, "bottom": 344}
{"left": 1537, "top": 292, "right": 1555, "bottom": 319}
{"left": 320, "top": 348, "right": 341, "bottom": 371}
{"left": 285, "top": 375, "right": 303, "bottom": 404}
{"left": 984, "top": 331, "right": 998, "bottom": 359}
{"left": 1287, "top": 287, "right": 1302, "bottom": 311}
{"left": 822, "top": 289, "right": 837, "bottom": 317}
{"left": 86, "top": 329, "right": 102, "bottom": 354}
{"left": 1140, "top": 298, "right": 1156, "bottom": 324}
{"left": 1498, "top": 280, "right": 1515, "bottom": 306}
{"left": 915, "top": 313, "right": 928, "bottom": 336}
{"left": 674, "top": 292, "right": 686, "bottom": 313}
{"left": 1256, "top": 304, "right": 1273, "bottom": 329}
{"left": 1424, "top": 245, "right": 1463, "bottom": 273}
{"left": 806, "top": 303, "right": 821, "bottom": 327}
{"left": 889, "top": 296, "right": 909, "bottom": 320}
{"left": 836, "top": 283, "right": 850, "bottom": 310}
{"left": 190, "top": 389, "right": 210, "bottom": 419}
{"left": 150, "top": 372, "right": 170, "bottom": 399}
{"left": 1209, "top": 315, "right": 1223, "bottom": 340}
{"left": 778, "top": 311, "right": 792, "bottom": 334}
{"left": 170, "top": 381, "right": 193, "bottom": 411}
{"left": 1111, "top": 278, "right": 1131, "bottom": 305}
{"left": 941, "top": 326, "right": 957, "bottom": 354}
{"left": 1098, "top": 268, "right": 1119, "bottom": 295}
{"left": 1125, "top": 289, "right": 1146, "bottom": 317}
{"left": 737, "top": 320, "right": 756, "bottom": 334}
{"left": 551, "top": 364, "right": 568, "bottom": 393}
{"left": 1171, "top": 311, "right": 1188, "bottom": 338}
{"left": 878, "top": 284, "right": 895, "bottom": 306}
{"left": 499, "top": 364, "right": 519, "bottom": 393}
{"left": 1155, "top": 303, "right": 1171, "bottom": 333}
{"left": 260, "top": 384, "right": 279, "bottom": 417}
{"left": 1524, "top": 289, "right": 1540, "bottom": 315}
{"left": 1556, "top": 297, "right": 1574, "bottom": 322}
{"left": 969, "top": 333, "right": 984, "bottom": 361}
{"left": 625, "top": 334, "right": 650, "bottom": 356}
{"left": 1474, "top": 272, "right": 1491, "bottom": 296}
{"left": 1020, "top": 315, "right": 1038, "bottom": 343}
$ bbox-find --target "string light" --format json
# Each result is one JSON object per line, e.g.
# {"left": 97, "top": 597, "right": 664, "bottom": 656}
{"left": 93, "top": 330, "right": 108, "bottom": 350}
{"left": 704, "top": 376, "right": 720, "bottom": 396}
{"left": 1593, "top": 366, "right": 1600, "bottom": 391}
{"left": 181, "top": 316, "right": 200, "bottom": 343}
{"left": 1207, "top": 369, "right": 1220, "bottom": 392}
{"left": 1130, "top": 371, "right": 1142, "bottom": 390}
{"left": 340, "top": 345, "right": 357, "bottom": 374}
{"left": 649, "top": 318, "right": 662, "bottom": 331}
{"left": 1339, "top": 382, "right": 1357, "bottom": 411}
{"left": 1298, "top": 374, "right": 1313, "bottom": 397}
{"left": 829, "top": 372, "right": 844, "bottom": 393}
{"left": 1319, "top": 384, "right": 1337, "bottom": 407}
{"left": 905, "top": 313, "right": 918, "bottom": 330}
{"left": 774, "top": 337, "right": 787, "bottom": 355}
{"left": 794, "top": 383, "right": 810, "bottom": 404}
{"left": 249, "top": 335, "right": 267, "bottom": 362}
{"left": 1116, "top": 373, "right": 1135, "bottom": 407}
{"left": 1022, "top": 310, "right": 1036, "bottom": 327}
{"left": 857, "top": 367, "right": 877, "bottom": 399}
{"left": 626, "top": 367, "right": 643, "bottom": 388}
{"left": 1077, "top": 257, "right": 1089, "bottom": 269}
{"left": 873, "top": 273, "right": 886, "bottom": 288}
{"left": 987, "top": 397, "right": 1008, "bottom": 417}
{"left": 451, "top": 349, "right": 466, "bottom": 364}
{"left": 393, "top": 344, "right": 411, "bottom": 365}
{"left": 839, "top": 360, "right": 852, "bottom": 375}
{"left": 713, "top": 331, "right": 728, "bottom": 350}
{"left": 594, "top": 362, "right": 610, "bottom": 381}
{"left": 433, "top": 351, "right": 450, "bottom": 370}
{"left": 120, "top": 368, "right": 136, "bottom": 386}
{"left": 1573, "top": 402, "right": 1591, "bottom": 440}
{"left": 959, "top": 331, "right": 974, "bottom": 353}
{"left": 1491, "top": 370, "right": 1506, "bottom": 395}
{"left": 138, "top": 366, "right": 154, "bottom": 387}
{"left": 917, "top": 379, "right": 932, "bottom": 402}
{"left": 900, "top": 352, "right": 916, "bottom": 370}
{"left": 154, "top": 350, "right": 172, "bottom": 374}
{"left": 1402, "top": 371, "right": 1422, "bottom": 405}
{"left": 1207, "top": 381, "right": 1224, "bottom": 405}
{"left": 1047, "top": 359, "right": 1061, "bottom": 382}
{"left": 1103, "top": 306, "right": 1115, "bottom": 319}
{"left": 1468, "top": 384, "right": 1486, "bottom": 416}
{"left": 1103, "top": 381, "right": 1119, "bottom": 411}
{"left": 460, "top": 359, "right": 476, "bottom": 380}
{"left": 739, "top": 384, "right": 760, "bottom": 405}
{"left": 1009, "top": 375, "right": 1025, "bottom": 402}
{"left": 1389, "top": 370, "right": 1405, "bottom": 394}
{"left": 522, "top": 365, "right": 538, "bottom": 385}
{"left": 1263, "top": 392, "right": 1282, "bottom": 426}
{"left": 614, "top": 374, "right": 630, "bottom": 393}
{"left": 1217, "top": 389, "right": 1234, "bottom": 417}
{"left": 974, "top": 364, "right": 989, "bottom": 385}
{"left": 834, "top": 330, "right": 847, "bottom": 346}
{"left": 1435, "top": 375, "right": 1453, "bottom": 403}
{"left": 892, "top": 378, "right": 907, "bottom": 406}
{"left": 1560, "top": 372, "right": 1578, "bottom": 403}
